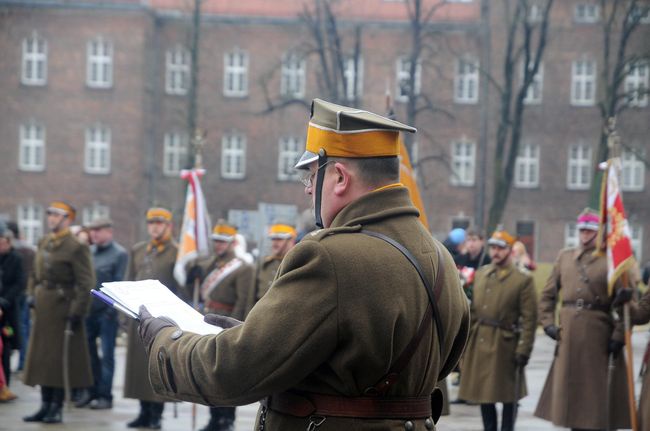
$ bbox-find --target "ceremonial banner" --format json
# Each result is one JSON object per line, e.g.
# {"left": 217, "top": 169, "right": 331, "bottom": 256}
{"left": 595, "top": 157, "right": 636, "bottom": 296}
{"left": 399, "top": 138, "right": 429, "bottom": 229}
{"left": 174, "top": 169, "right": 212, "bottom": 286}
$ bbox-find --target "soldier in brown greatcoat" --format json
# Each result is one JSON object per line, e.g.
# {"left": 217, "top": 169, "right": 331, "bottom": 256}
{"left": 458, "top": 229, "right": 537, "bottom": 431}
{"left": 124, "top": 207, "right": 180, "bottom": 429}
{"left": 191, "top": 220, "right": 253, "bottom": 431}
{"left": 22, "top": 201, "right": 95, "bottom": 424}
{"left": 535, "top": 209, "right": 631, "bottom": 430}
{"left": 244, "top": 222, "right": 296, "bottom": 318}
{"left": 137, "top": 99, "right": 470, "bottom": 431}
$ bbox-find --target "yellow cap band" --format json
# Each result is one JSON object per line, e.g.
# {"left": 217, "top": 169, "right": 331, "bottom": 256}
{"left": 269, "top": 224, "right": 297, "bottom": 238}
{"left": 306, "top": 125, "right": 399, "bottom": 158}
{"left": 213, "top": 225, "right": 237, "bottom": 237}
{"left": 146, "top": 208, "right": 172, "bottom": 222}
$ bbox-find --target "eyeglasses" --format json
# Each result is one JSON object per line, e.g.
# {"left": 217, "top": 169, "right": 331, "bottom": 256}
{"left": 299, "top": 161, "right": 332, "bottom": 188}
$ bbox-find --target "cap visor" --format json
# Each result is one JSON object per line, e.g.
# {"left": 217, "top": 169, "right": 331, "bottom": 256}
{"left": 294, "top": 151, "right": 319, "bottom": 169}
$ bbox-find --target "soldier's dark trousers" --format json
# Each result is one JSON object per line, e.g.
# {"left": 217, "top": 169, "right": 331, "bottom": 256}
{"left": 480, "top": 403, "right": 515, "bottom": 431}
{"left": 201, "top": 406, "right": 235, "bottom": 430}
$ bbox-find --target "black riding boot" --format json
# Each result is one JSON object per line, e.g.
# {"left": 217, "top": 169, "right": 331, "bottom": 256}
{"left": 480, "top": 403, "right": 498, "bottom": 431}
{"left": 23, "top": 386, "right": 53, "bottom": 422}
{"left": 42, "top": 388, "right": 64, "bottom": 424}
{"left": 127, "top": 400, "right": 151, "bottom": 428}
{"left": 148, "top": 402, "right": 164, "bottom": 429}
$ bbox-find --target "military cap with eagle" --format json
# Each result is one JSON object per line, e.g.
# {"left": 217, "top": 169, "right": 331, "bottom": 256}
{"left": 294, "top": 98, "right": 417, "bottom": 169}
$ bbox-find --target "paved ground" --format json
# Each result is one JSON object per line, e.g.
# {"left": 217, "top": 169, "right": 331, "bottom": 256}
{"left": 1, "top": 330, "right": 647, "bottom": 430}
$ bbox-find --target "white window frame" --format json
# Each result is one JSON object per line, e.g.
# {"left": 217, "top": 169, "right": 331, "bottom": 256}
{"left": 514, "top": 142, "right": 540, "bottom": 188}
{"left": 277, "top": 136, "right": 302, "bottom": 181}
{"left": 630, "top": 5, "right": 650, "bottom": 24}
{"left": 571, "top": 59, "right": 597, "bottom": 106}
{"left": 280, "top": 52, "right": 306, "bottom": 99}
{"left": 523, "top": 62, "right": 543, "bottom": 105}
{"left": 527, "top": 3, "right": 544, "bottom": 23}
{"left": 630, "top": 223, "right": 643, "bottom": 261}
{"left": 564, "top": 222, "right": 579, "bottom": 249}
{"left": 223, "top": 49, "right": 249, "bottom": 98}
{"left": 165, "top": 45, "right": 190, "bottom": 95}
{"left": 625, "top": 61, "right": 648, "bottom": 108}
{"left": 454, "top": 56, "right": 480, "bottom": 104}
{"left": 21, "top": 32, "right": 47, "bottom": 86}
{"left": 450, "top": 138, "right": 476, "bottom": 186}
{"left": 621, "top": 149, "right": 645, "bottom": 192}
{"left": 396, "top": 57, "right": 421, "bottom": 103}
{"left": 82, "top": 203, "right": 110, "bottom": 226}
{"left": 85, "top": 124, "right": 111, "bottom": 174}
{"left": 566, "top": 143, "right": 592, "bottom": 190}
{"left": 342, "top": 57, "right": 364, "bottom": 101}
{"left": 574, "top": 3, "right": 600, "bottom": 23}
{"left": 221, "top": 132, "right": 246, "bottom": 179}
{"left": 87, "top": 37, "right": 113, "bottom": 88}
{"left": 17, "top": 203, "right": 43, "bottom": 246}
{"left": 163, "top": 132, "right": 189, "bottom": 176}
{"left": 19, "top": 122, "right": 46, "bottom": 172}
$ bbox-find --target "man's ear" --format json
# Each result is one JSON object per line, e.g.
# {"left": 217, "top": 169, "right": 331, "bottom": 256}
{"left": 332, "top": 162, "right": 351, "bottom": 196}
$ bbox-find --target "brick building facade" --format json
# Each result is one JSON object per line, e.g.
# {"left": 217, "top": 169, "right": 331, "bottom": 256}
{"left": 0, "top": 0, "right": 647, "bottom": 262}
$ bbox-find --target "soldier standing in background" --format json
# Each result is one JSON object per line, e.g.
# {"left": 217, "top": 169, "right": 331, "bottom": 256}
{"left": 245, "top": 222, "right": 296, "bottom": 318}
{"left": 458, "top": 229, "right": 537, "bottom": 431}
{"left": 22, "top": 201, "right": 95, "bottom": 424}
{"left": 535, "top": 208, "right": 631, "bottom": 430}
{"left": 124, "top": 207, "right": 180, "bottom": 429}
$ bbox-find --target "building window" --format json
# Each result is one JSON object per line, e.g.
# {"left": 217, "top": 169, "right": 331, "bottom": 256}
{"left": 21, "top": 33, "right": 47, "bottom": 86}
{"left": 82, "top": 203, "right": 110, "bottom": 225}
{"left": 396, "top": 57, "right": 421, "bottom": 102}
{"left": 625, "top": 61, "right": 648, "bottom": 107}
{"left": 621, "top": 149, "right": 645, "bottom": 191}
{"left": 454, "top": 57, "right": 480, "bottom": 104}
{"left": 629, "top": 5, "right": 650, "bottom": 24}
{"left": 280, "top": 52, "right": 306, "bottom": 99}
{"left": 85, "top": 124, "right": 111, "bottom": 174}
{"left": 514, "top": 143, "right": 539, "bottom": 188}
{"left": 574, "top": 3, "right": 600, "bottom": 23}
{"left": 342, "top": 57, "right": 363, "bottom": 101}
{"left": 523, "top": 62, "right": 543, "bottom": 104}
{"left": 564, "top": 222, "right": 578, "bottom": 248}
{"left": 87, "top": 37, "right": 113, "bottom": 88}
{"left": 19, "top": 122, "right": 46, "bottom": 172}
{"left": 278, "top": 137, "right": 302, "bottom": 181}
{"left": 165, "top": 45, "right": 190, "bottom": 95}
{"left": 221, "top": 132, "right": 246, "bottom": 179}
{"left": 516, "top": 220, "right": 536, "bottom": 259}
{"left": 17, "top": 203, "right": 43, "bottom": 246}
{"left": 163, "top": 132, "right": 189, "bottom": 176}
{"left": 630, "top": 223, "right": 643, "bottom": 261}
{"left": 450, "top": 138, "right": 475, "bottom": 186}
{"left": 567, "top": 143, "right": 592, "bottom": 190}
{"left": 571, "top": 59, "right": 597, "bottom": 106}
{"left": 527, "top": 2, "right": 544, "bottom": 23}
{"left": 223, "top": 49, "right": 248, "bottom": 98}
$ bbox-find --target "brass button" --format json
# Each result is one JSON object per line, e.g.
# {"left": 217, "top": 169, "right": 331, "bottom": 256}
{"left": 425, "top": 417, "right": 434, "bottom": 429}
{"left": 171, "top": 329, "right": 183, "bottom": 340}
{"left": 404, "top": 420, "right": 414, "bottom": 430}
{"left": 157, "top": 352, "right": 164, "bottom": 361}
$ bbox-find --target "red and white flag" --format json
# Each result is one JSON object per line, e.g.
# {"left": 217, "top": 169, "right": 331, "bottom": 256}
{"left": 174, "top": 169, "right": 212, "bottom": 286}
{"left": 595, "top": 157, "right": 636, "bottom": 296}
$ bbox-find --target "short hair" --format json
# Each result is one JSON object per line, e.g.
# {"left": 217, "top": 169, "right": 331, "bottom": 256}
{"left": 465, "top": 229, "right": 485, "bottom": 239}
{"left": 6, "top": 221, "right": 19, "bottom": 238}
{"left": 331, "top": 156, "right": 400, "bottom": 187}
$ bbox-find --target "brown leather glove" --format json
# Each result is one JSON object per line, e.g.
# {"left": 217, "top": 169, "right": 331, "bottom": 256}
{"left": 138, "top": 305, "right": 178, "bottom": 354}
{"left": 203, "top": 313, "right": 243, "bottom": 329}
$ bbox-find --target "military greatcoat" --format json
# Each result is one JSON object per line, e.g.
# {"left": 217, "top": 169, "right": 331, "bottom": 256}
{"left": 124, "top": 238, "right": 179, "bottom": 402}
{"left": 458, "top": 263, "right": 537, "bottom": 403}
{"left": 534, "top": 245, "right": 631, "bottom": 430}
{"left": 629, "top": 289, "right": 650, "bottom": 430}
{"left": 245, "top": 255, "right": 282, "bottom": 318}
{"left": 146, "top": 187, "right": 470, "bottom": 431}
{"left": 199, "top": 249, "right": 253, "bottom": 321}
{"left": 23, "top": 229, "right": 95, "bottom": 388}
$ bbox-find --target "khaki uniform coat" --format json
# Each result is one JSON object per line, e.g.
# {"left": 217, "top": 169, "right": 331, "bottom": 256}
{"left": 124, "top": 238, "right": 179, "bottom": 402}
{"left": 146, "top": 187, "right": 470, "bottom": 431}
{"left": 200, "top": 250, "right": 253, "bottom": 320}
{"left": 458, "top": 263, "right": 537, "bottom": 403}
{"left": 23, "top": 229, "right": 95, "bottom": 388}
{"left": 534, "top": 246, "right": 630, "bottom": 429}
{"left": 245, "top": 256, "right": 282, "bottom": 318}
{"left": 629, "top": 289, "right": 650, "bottom": 430}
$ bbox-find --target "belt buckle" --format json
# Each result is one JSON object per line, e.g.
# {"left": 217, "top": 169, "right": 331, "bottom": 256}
{"left": 576, "top": 298, "right": 584, "bottom": 310}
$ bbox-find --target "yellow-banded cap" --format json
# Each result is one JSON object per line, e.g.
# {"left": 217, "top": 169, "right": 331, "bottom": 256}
{"left": 212, "top": 220, "right": 237, "bottom": 242}
{"left": 146, "top": 207, "right": 172, "bottom": 222}
{"left": 487, "top": 230, "right": 516, "bottom": 248}
{"left": 47, "top": 201, "right": 76, "bottom": 222}
{"left": 268, "top": 223, "right": 297, "bottom": 240}
{"left": 294, "top": 99, "right": 417, "bottom": 169}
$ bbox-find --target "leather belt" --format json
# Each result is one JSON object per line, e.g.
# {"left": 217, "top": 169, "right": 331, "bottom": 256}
{"left": 262, "top": 391, "right": 432, "bottom": 419}
{"left": 477, "top": 317, "right": 515, "bottom": 332}
{"left": 562, "top": 299, "right": 610, "bottom": 312}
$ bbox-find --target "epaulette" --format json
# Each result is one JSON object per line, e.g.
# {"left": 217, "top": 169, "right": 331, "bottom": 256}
{"left": 301, "top": 225, "right": 363, "bottom": 242}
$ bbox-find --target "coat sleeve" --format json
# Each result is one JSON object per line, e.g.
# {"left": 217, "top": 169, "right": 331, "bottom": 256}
{"left": 69, "top": 244, "right": 96, "bottom": 318}
{"left": 538, "top": 253, "right": 562, "bottom": 329}
{"left": 516, "top": 276, "right": 538, "bottom": 358}
{"left": 629, "top": 289, "right": 650, "bottom": 325}
{"left": 232, "top": 264, "right": 254, "bottom": 321}
{"left": 147, "top": 239, "right": 339, "bottom": 406}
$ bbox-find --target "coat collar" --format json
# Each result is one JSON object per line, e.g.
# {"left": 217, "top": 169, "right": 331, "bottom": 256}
{"left": 486, "top": 263, "right": 516, "bottom": 281}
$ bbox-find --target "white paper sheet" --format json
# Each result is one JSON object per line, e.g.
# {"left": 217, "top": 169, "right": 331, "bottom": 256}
{"left": 101, "top": 279, "right": 222, "bottom": 335}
